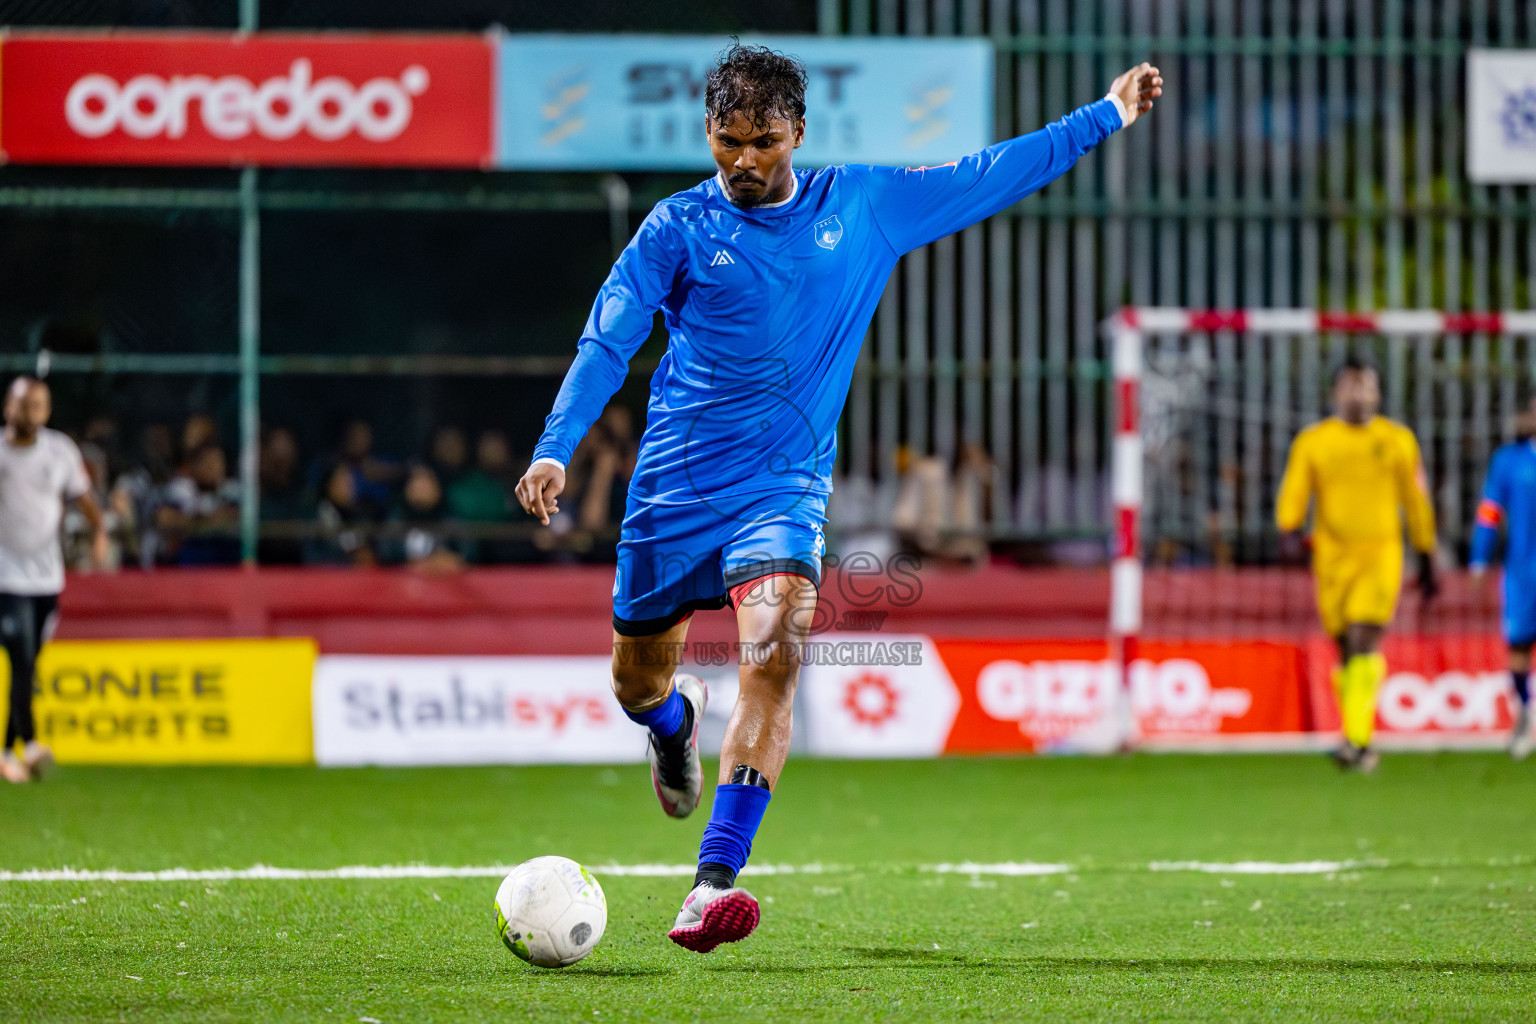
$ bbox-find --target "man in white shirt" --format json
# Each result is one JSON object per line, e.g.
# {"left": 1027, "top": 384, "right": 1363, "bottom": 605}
{"left": 1, "top": 377, "right": 107, "bottom": 783}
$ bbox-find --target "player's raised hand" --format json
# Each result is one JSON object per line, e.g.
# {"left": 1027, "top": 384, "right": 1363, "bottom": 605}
{"left": 516, "top": 462, "right": 564, "bottom": 526}
{"left": 1110, "top": 62, "right": 1163, "bottom": 127}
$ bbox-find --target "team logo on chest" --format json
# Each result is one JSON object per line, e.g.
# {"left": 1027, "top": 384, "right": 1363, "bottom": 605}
{"left": 813, "top": 215, "right": 844, "bottom": 251}
{"left": 709, "top": 249, "right": 735, "bottom": 267}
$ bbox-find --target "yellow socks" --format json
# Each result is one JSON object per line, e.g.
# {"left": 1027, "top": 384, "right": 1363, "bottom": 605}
{"left": 1339, "top": 653, "right": 1386, "bottom": 749}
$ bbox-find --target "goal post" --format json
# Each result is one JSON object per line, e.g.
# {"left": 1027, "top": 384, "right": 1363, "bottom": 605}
{"left": 1104, "top": 308, "right": 1536, "bottom": 749}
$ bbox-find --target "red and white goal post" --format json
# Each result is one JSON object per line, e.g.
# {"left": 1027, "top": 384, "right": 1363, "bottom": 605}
{"left": 1104, "top": 307, "right": 1536, "bottom": 749}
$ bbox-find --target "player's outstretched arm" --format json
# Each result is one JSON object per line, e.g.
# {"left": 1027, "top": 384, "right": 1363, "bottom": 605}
{"left": 852, "top": 64, "right": 1162, "bottom": 255}
{"left": 518, "top": 208, "right": 682, "bottom": 525}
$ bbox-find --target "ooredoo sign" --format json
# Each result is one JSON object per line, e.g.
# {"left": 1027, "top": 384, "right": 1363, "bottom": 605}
{"left": 0, "top": 32, "right": 493, "bottom": 166}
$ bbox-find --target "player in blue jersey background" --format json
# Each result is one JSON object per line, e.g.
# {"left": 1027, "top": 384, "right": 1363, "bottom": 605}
{"left": 1471, "top": 393, "right": 1536, "bottom": 760}
{"left": 516, "top": 43, "right": 1163, "bottom": 952}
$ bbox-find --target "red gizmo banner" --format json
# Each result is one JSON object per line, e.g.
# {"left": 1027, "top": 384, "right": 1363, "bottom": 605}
{"left": 0, "top": 32, "right": 494, "bottom": 167}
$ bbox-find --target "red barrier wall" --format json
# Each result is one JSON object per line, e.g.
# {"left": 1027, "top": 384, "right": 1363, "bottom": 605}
{"left": 54, "top": 565, "right": 1115, "bottom": 655}
{"left": 55, "top": 565, "right": 1498, "bottom": 654}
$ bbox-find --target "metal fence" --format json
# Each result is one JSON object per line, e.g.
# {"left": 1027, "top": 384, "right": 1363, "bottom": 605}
{"left": 823, "top": 0, "right": 1536, "bottom": 556}
{"left": 4, "top": 1, "right": 1534, "bottom": 561}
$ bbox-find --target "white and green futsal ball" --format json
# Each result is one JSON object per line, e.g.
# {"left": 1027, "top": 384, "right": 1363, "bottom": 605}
{"left": 494, "top": 856, "right": 607, "bottom": 968}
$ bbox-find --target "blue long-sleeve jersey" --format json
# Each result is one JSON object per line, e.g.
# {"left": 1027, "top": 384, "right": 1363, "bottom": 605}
{"left": 1471, "top": 439, "right": 1536, "bottom": 577}
{"left": 533, "top": 97, "right": 1126, "bottom": 505}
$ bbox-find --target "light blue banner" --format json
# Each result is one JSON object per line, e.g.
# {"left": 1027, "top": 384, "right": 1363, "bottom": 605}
{"left": 495, "top": 34, "right": 993, "bottom": 171}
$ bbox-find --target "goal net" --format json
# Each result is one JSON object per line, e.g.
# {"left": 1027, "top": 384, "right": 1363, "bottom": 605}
{"left": 1106, "top": 308, "right": 1536, "bottom": 748}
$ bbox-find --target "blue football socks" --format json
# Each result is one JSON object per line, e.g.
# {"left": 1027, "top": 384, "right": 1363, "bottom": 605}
{"left": 1515, "top": 670, "right": 1531, "bottom": 706}
{"left": 695, "top": 772, "right": 773, "bottom": 889}
{"left": 623, "top": 684, "right": 687, "bottom": 740}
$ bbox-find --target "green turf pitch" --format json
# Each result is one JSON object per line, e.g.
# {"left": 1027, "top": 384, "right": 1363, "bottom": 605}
{"left": 2, "top": 755, "right": 1534, "bottom": 1023}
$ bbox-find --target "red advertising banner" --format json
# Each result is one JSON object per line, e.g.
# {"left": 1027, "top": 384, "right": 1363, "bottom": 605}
{"left": 938, "top": 639, "right": 1306, "bottom": 754}
{"left": 0, "top": 32, "right": 493, "bottom": 167}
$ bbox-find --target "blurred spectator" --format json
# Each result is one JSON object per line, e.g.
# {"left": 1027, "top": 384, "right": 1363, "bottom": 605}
{"left": 826, "top": 473, "right": 897, "bottom": 563}
{"left": 317, "top": 418, "right": 402, "bottom": 520}
{"left": 155, "top": 443, "right": 241, "bottom": 565}
{"left": 308, "top": 460, "right": 381, "bottom": 567}
{"left": 257, "top": 426, "right": 306, "bottom": 565}
{"left": 62, "top": 423, "right": 127, "bottom": 572}
{"left": 446, "top": 429, "right": 516, "bottom": 523}
{"left": 577, "top": 404, "right": 636, "bottom": 533}
{"left": 891, "top": 442, "right": 995, "bottom": 566}
{"left": 447, "top": 429, "right": 523, "bottom": 563}
{"left": 80, "top": 415, "right": 126, "bottom": 487}
{"left": 138, "top": 423, "right": 178, "bottom": 483}
{"left": 430, "top": 426, "right": 469, "bottom": 486}
{"left": 179, "top": 413, "right": 219, "bottom": 469}
{"left": 258, "top": 427, "right": 307, "bottom": 520}
{"left": 538, "top": 403, "right": 635, "bottom": 562}
{"left": 110, "top": 423, "right": 177, "bottom": 567}
{"left": 388, "top": 463, "right": 462, "bottom": 572}
{"left": 477, "top": 429, "right": 523, "bottom": 492}
{"left": 26, "top": 404, "right": 676, "bottom": 570}
{"left": 75, "top": 431, "right": 111, "bottom": 505}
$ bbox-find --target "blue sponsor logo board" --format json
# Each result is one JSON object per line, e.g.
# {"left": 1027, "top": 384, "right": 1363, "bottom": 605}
{"left": 495, "top": 34, "right": 992, "bottom": 171}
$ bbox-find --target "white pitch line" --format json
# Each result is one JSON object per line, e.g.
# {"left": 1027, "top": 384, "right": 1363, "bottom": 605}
{"left": 0, "top": 865, "right": 513, "bottom": 883}
{"left": 0, "top": 860, "right": 1402, "bottom": 883}
{"left": 0, "top": 863, "right": 832, "bottom": 883}
{"left": 925, "top": 862, "right": 1072, "bottom": 876}
{"left": 1148, "top": 860, "right": 1380, "bottom": 875}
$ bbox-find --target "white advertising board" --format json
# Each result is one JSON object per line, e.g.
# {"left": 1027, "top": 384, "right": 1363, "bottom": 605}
{"left": 313, "top": 655, "right": 647, "bottom": 766}
{"left": 797, "top": 634, "right": 959, "bottom": 757}
{"left": 1468, "top": 49, "right": 1536, "bottom": 183}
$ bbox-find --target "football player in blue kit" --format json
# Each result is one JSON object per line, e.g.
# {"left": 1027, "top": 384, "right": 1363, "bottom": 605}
{"left": 1471, "top": 393, "right": 1536, "bottom": 759}
{"left": 516, "top": 43, "right": 1163, "bottom": 952}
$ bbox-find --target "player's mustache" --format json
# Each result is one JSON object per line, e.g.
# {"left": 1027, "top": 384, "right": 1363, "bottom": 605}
{"left": 728, "top": 173, "right": 765, "bottom": 186}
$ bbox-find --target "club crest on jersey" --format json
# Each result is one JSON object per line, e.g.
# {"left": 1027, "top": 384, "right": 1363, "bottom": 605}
{"left": 813, "top": 215, "right": 844, "bottom": 251}
{"left": 709, "top": 249, "right": 735, "bottom": 267}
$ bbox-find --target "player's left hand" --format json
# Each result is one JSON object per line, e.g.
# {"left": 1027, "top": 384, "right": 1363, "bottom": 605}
{"left": 1416, "top": 551, "right": 1440, "bottom": 607}
{"left": 1110, "top": 62, "right": 1163, "bottom": 127}
{"left": 515, "top": 462, "right": 565, "bottom": 526}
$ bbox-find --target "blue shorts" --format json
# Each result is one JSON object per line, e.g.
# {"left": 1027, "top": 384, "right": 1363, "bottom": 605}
{"left": 611, "top": 490, "right": 827, "bottom": 636}
{"left": 1504, "top": 576, "right": 1536, "bottom": 648}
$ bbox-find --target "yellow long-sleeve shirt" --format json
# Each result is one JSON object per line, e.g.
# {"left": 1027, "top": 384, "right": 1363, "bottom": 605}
{"left": 1275, "top": 416, "right": 1437, "bottom": 555}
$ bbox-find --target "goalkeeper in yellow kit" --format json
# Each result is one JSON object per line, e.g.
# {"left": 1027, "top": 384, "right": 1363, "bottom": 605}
{"left": 1276, "top": 356, "right": 1438, "bottom": 772}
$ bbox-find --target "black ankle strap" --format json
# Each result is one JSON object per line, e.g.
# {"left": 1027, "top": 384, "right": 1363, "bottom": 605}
{"left": 729, "top": 764, "right": 771, "bottom": 790}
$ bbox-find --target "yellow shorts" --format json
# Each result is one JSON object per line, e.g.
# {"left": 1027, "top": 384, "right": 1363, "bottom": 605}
{"left": 1313, "top": 542, "right": 1403, "bottom": 638}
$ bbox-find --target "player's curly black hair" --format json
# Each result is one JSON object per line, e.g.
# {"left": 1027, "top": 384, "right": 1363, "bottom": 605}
{"left": 704, "top": 41, "right": 808, "bottom": 131}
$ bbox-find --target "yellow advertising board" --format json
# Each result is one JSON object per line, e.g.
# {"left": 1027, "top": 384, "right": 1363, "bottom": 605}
{"left": 3, "top": 638, "right": 317, "bottom": 764}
